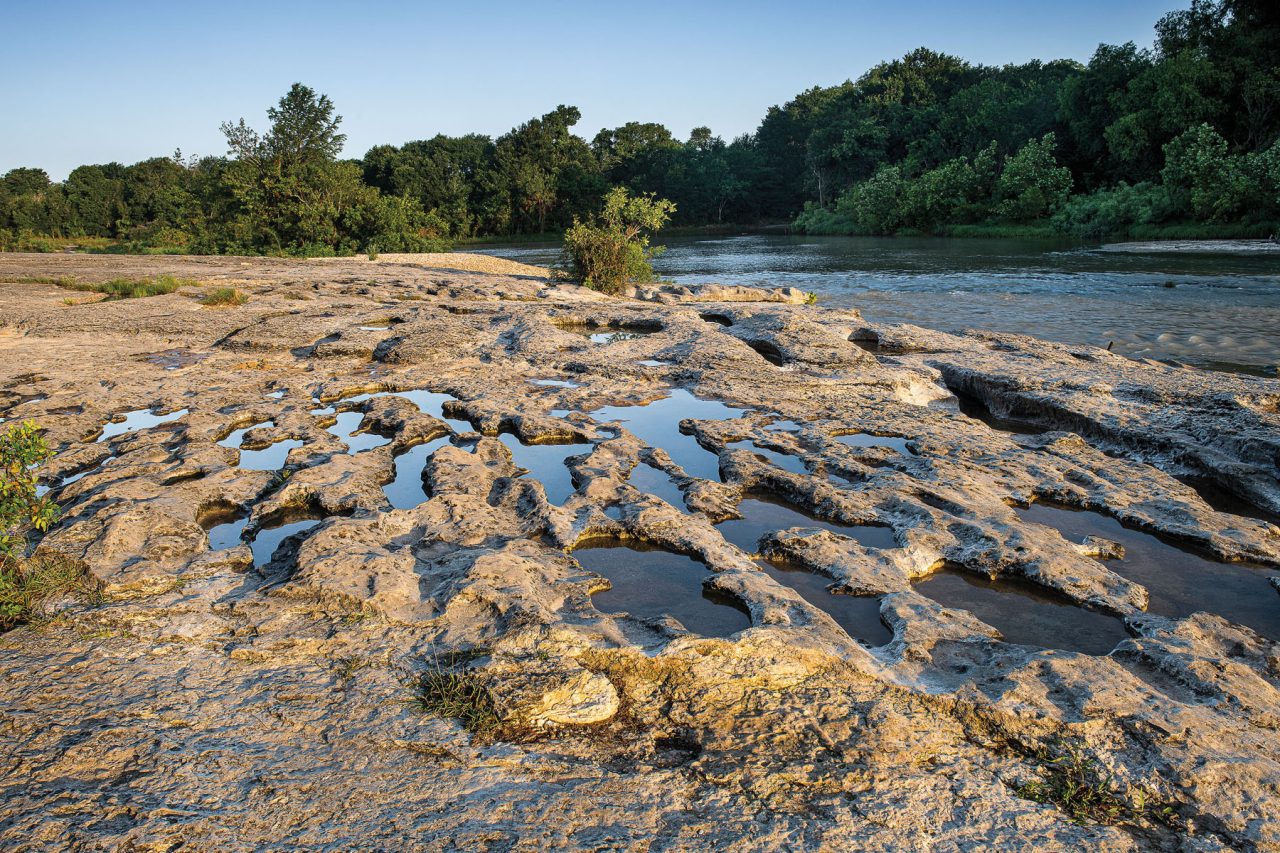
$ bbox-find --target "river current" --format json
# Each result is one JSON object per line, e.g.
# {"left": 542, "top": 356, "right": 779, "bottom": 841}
{"left": 470, "top": 234, "right": 1280, "bottom": 376}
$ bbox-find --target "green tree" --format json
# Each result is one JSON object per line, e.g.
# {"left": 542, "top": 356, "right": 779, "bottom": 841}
{"left": 996, "top": 133, "right": 1072, "bottom": 220}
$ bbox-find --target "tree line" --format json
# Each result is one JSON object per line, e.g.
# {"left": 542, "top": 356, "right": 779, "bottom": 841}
{"left": 2, "top": 0, "right": 1276, "bottom": 255}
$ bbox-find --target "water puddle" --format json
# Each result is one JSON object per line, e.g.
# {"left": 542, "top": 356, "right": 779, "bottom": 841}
{"left": 96, "top": 407, "right": 189, "bottom": 442}
{"left": 724, "top": 440, "right": 808, "bottom": 475}
{"left": 264, "top": 390, "right": 286, "bottom": 400}
{"left": 60, "top": 460, "right": 113, "bottom": 487}
{"left": 574, "top": 538, "right": 751, "bottom": 637}
{"left": 202, "top": 510, "right": 249, "bottom": 551}
{"left": 834, "top": 432, "right": 914, "bottom": 455}
{"left": 638, "top": 359, "right": 669, "bottom": 367}
{"left": 241, "top": 440, "right": 303, "bottom": 471}
{"left": 250, "top": 517, "right": 322, "bottom": 568}
{"left": 588, "top": 389, "right": 749, "bottom": 482}
{"left": 715, "top": 494, "right": 896, "bottom": 554}
{"left": 1018, "top": 503, "right": 1280, "bottom": 641}
{"left": 219, "top": 420, "right": 303, "bottom": 469}
{"left": 327, "top": 411, "right": 392, "bottom": 454}
{"left": 914, "top": 566, "right": 1129, "bottom": 655}
{"left": 529, "top": 378, "right": 581, "bottom": 389}
{"left": 626, "top": 462, "right": 687, "bottom": 510}
{"left": 334, "top": 388, "right": 473, "bottom": 434}
{"left": 359, "top": 325, "right": 391, "bottom": 331}
{"left": 562, "top": 324, "right": 661, "bottom": 345}
{"left": 1176, "top": 476, "right": 1280, "bottom": 526}
{"left": 499, "top": 433, "right": 591, "bottom": 504}
{"left": 757, "top": 558, "right": 891, "bottom": 646}
{"left": 384, "top": 436, "right": 452, "bottom": 509}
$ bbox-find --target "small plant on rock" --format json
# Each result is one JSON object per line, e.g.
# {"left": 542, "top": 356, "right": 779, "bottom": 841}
{"left": 199, "top": 287, "right": 248, "bottom": 307}
{"left": 1, "top": 421, "right": 94, "bottom": 630}
{"left": 415, "top": 669, "right": 500, "bottom": 737}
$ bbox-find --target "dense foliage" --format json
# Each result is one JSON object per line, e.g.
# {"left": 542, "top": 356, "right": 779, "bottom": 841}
{"left": 2, "top": 1, "right": 1276, "bottom": 250}
{"left": 560, "top": 188, "right": 675, "bottom": 293}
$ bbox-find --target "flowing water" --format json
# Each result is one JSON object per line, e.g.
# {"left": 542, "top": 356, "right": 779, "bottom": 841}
{"left": 472, "top": 235, "right": 1280, "bottom": 374}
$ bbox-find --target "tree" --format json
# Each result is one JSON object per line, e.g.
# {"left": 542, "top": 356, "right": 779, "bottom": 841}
{"left": 996, "top": 134, "right": 1072, "bottom": 220}
{"left": 560, "top": 187, "right": 675, "bottom": 293}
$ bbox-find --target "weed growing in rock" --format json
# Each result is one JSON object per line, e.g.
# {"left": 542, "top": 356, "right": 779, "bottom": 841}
{"left": 415, "top": 670, "right": 500, "bottom": 737}
{"left": 61, "top": 274, "right": 194, "bottom": 300}
{"left": 199, "top": 287, "right": 248, "bottom": 306}
{"left": 1013, "top": 738, "right": 1180, "bottom": 828}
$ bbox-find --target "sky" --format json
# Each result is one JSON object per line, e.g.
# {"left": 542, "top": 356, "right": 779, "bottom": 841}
{"left": 2, "top": 0, "right": 1185, "bottom": 180}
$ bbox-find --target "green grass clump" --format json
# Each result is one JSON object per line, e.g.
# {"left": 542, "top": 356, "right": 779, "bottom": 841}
{"left": 414, "top": 670, "right": 500, "bottom": 737}
{"left": 1013, "top": 739, "right": 1180, "bottom": 828}
{"left": 61, "top": 274, "right": 194, "bottom": 300}
{"left": 199, "top": 287, "right": 248, "bottom": 307}
{"left": 0, "top": 553, "right": 99, "bottom": 630}
{"left": 1, "top": 275, "right": 79, "bottom": 286}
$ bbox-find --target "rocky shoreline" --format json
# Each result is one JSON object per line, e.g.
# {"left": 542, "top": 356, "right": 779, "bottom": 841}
{"left": 1, "top": 253, "right": 1277, "bottom": 851}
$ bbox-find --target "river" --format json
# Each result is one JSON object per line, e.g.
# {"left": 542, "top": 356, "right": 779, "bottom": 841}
{"left": 467, "top": 234, "right": 1280, "bottom": 376}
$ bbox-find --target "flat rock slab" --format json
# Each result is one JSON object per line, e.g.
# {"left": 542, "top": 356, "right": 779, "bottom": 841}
{"left": 0, "top": 253, "right": 1278, "bottom": 851}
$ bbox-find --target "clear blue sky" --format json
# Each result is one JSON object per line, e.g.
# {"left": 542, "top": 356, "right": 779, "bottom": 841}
{"left": 2, "top": 0, "right": 1183, "bottom": 179}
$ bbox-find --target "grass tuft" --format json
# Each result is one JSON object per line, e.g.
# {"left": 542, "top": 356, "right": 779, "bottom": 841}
{"left": 2, "top": 275, "right": 79, "bottom": 286}
{"left": 60, "top": 274, "right": 194, "bottom": 300}
{"left": 199, "top": 287, "right": 248, "bottom": 307}
{"left": 1, "top": 553, "right": 101, "bottom": 631}
{"left": 414, "top": 669, "right": 500, "bottom": 738}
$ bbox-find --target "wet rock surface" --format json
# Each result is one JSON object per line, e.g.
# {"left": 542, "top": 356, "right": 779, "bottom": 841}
{"left": 1, "top": 253, "right": 1278, "bottom": 850}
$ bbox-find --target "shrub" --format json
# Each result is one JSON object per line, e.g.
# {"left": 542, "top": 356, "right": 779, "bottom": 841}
{"left": 199, "top": 287, "right": 247, "bottom": 306}
{"left": 1051, "top": 182, "right": 1174, "bottom": 239}
{"left": 0, "top": 421, "right": 93, "bottom": 630}
{"left": 1, "top": 421, "right": 57, "bottom": 562}
{"left": 560, "top": 187, "right": 675, "bottom": 294}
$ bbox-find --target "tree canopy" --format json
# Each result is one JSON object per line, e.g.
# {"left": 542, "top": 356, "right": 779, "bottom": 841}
{"left": 3, "top": 1, "right": 1277, "bottom": 253}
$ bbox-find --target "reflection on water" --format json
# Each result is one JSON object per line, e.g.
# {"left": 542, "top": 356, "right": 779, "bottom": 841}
{"left": 204, "top": 512, "right": 248, "bottom": 550}
{"left": 588, "top": 389, "right": 748, "bottom": 482}
{"left": 834, "top": 432, "right": 915, "bottom": 455}
{"left": 498, "top": 433, "right": 591, "bottom": 505}
{"left": 250, "top": 518, "right": 321, "bottom": 568}
{"left": 627, "top": 462, "right": 687, "bottom": 510}
{"left": 724, "top": 440, "right": 808, "bottom": 475}
{"left": 384, "top": 436, "right": 452, "bottom": 509}
{"left": 218, "top": 420, "right": 302, "bottom": 470}
{"left": 574, "top": 538, "right": 751, "bottom": 637}
{"left": 96, "top": 407, "right": 188, "bottom": 442}
{"left": 1018, "top": 503, "right": 1280, "bottom": 641}
{"left": 326, "top": 411, "right": 392, "bottom": 454}
{"left": 914, "top": 566, "right": 1129, "bottom": 655}
{"left": 715, "top": 495, "right": 896, "bottom": 554}
{"left": 758, "top": 559, "right": 891, "bottom": 646}
{"left": 471, "top": 235, "right": 1280, "bottom": 372}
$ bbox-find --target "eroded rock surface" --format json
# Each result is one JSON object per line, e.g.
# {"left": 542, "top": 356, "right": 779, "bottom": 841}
{"left": 1, "top": 253, "right": 1278, "bottom": 851}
